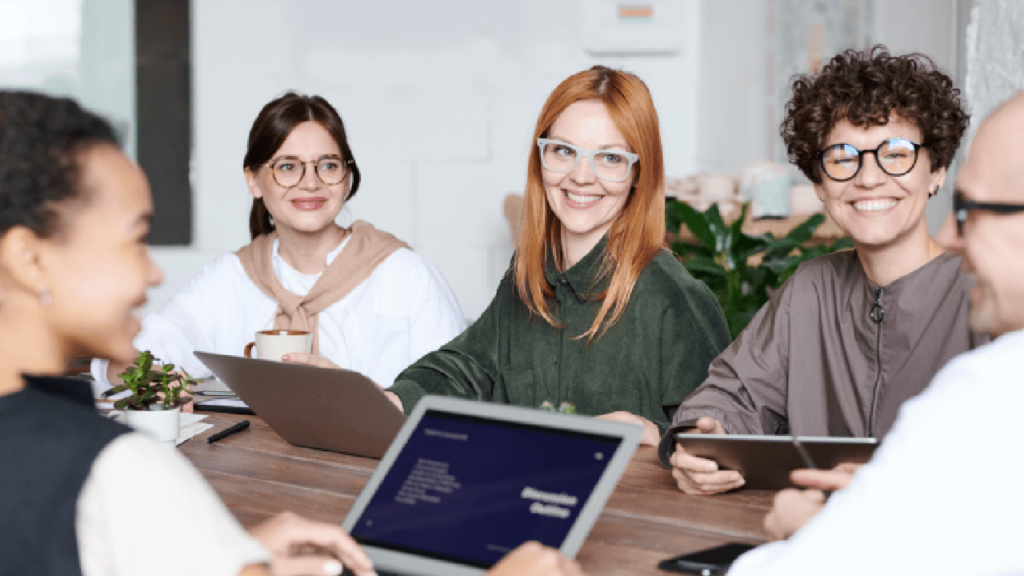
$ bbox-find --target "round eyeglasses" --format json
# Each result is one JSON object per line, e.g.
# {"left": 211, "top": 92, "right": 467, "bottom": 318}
{"left": 819, "top": 138, "right": 924, "bottom": 182}
{"left": 537, "top": 138, "right": 639, "bottom": 182}
{"left": 266, "top": 155, "right": 350, "bottom": 188}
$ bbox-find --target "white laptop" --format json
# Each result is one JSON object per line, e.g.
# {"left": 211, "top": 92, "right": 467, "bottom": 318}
{"left": 341, "top": 396, "right": 643, "bottom": 576}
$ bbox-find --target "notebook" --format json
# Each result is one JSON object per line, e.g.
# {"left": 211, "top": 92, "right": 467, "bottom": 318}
{"left": 341, "top": 396, "right": 642, "bottom": 576}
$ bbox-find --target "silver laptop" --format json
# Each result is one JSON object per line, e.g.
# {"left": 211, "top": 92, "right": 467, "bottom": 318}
{"left": 341, "top": 396, "right": 642, "bottom": 576}
{"left": 193, "top": 351, "right": 405, "bottom": 458}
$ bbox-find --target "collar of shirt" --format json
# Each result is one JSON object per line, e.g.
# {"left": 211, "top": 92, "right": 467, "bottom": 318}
{"left": 543, "top": 235, "right": 611, "bottom": 303}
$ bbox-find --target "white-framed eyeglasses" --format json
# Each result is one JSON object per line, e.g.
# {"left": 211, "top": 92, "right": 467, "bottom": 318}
{"left": 536, "top": 138, "right": 639, "bottom": 182}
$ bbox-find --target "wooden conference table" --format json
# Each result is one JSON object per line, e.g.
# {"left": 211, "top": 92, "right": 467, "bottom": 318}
{"left": 180, "top": 413, "right": 774, "bottom": 576}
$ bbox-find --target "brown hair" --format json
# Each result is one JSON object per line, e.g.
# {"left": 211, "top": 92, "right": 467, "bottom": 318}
{"left": 781, "top": 46, "right": 969, "bottom": 184}
{"left": 514, "top": 65, "right": 666, "bottom": 342}
{"left": 242, "top": 92, "right": 361, "bottom": 239}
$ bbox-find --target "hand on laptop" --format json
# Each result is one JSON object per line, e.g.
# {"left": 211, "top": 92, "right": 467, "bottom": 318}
{"left": 281, "top": 353, "right": 341, "bottom": 370}
{"left": 669, "top": 417, "right": 745, "bottom": 494}
{"left": 248, "top": 511, "right": 376, "bottom": 576}
{"left": 487, "top": 542, "right": 585, "bottom": 576}
{"left": 763, "top": 462, "right": 862, "bottom": 540}
{"left": 595, "top": 411, "right": 660, "bottom": 446}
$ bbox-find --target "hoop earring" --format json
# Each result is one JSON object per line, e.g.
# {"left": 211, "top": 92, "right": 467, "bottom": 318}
{"left": 39, "top": 287, "right": 53, "bottom": 307}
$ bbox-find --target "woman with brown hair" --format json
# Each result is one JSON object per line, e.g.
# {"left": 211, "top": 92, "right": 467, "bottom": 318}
{"left": 91, "top": 92, "right": 465, "bottom": 390}
{"left": 665, "top": 47, "right": 988, "bottom": 499}
{"left": 0, "top": 89, "right": 584, "bottom": 576}
{"left": 384, "top": 66, "right": 731, "bottom": 446}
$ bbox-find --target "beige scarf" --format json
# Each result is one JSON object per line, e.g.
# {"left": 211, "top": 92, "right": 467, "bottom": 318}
{"left": 236, "top": 220, "right": 409, "bottom": 355}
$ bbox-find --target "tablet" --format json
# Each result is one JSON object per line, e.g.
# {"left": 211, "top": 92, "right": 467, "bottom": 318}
{"left": 673, "top": 434, "right": 878, "bottom": 490}
{"left": 342, "top": 395, "right": 642, "bottom": 575}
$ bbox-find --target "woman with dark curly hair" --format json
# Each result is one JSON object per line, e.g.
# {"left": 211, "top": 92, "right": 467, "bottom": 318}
{"left": 661, "top": 46, "right": 989, "bottom": 499}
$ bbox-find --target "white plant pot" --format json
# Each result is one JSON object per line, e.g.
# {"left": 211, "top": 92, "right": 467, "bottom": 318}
{"left": 123, "top": 406, "right": 180, "bottom": 446}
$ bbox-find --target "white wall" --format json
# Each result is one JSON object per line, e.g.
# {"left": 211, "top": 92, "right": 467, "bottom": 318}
{"left": 695, "top": 0, "right": 960, "bottom": 233}
{"left": 144, "top": 0, "right": 701, "bottom": 320}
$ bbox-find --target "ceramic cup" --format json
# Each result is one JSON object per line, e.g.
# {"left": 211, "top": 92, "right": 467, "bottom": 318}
{"left": 244, "top": 329, "right": 312, "bottom": 361}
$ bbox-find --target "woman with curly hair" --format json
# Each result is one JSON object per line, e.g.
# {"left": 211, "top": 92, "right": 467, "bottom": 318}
{"left": 662, "top": 46, "right": 989, "bottom": 496}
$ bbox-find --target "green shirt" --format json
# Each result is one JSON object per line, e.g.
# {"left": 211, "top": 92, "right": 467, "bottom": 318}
{"left": 389, "top": 238, "right": 732, "bottom": 433}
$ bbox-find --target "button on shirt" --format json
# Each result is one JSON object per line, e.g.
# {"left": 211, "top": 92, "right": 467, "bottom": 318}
{"left": 389, "top": 238, "right": 732, "bottom": 433}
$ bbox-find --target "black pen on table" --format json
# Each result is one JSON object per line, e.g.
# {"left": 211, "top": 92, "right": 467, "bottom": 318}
{"left": 208, "top": 420, "right": 250, "bottom": 444}
{"left": 792, "top": 438, "right": 832, "bottom": 500}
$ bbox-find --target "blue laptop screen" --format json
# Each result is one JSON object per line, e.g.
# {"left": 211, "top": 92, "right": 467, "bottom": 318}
{"left": 350, "top": 409, "right": 622, "bottom": 568}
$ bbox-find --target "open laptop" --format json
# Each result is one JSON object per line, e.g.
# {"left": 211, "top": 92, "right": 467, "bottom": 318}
{"left": 193, "top": 351, "right": 405, "bottom": 458}
{"left": 341, "top": 396, "right": 643, "bottom": 576}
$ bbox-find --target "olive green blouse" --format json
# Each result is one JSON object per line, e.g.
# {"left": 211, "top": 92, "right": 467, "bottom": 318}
{"left": 389, "top": 238, "right": 732, "bottom": 434}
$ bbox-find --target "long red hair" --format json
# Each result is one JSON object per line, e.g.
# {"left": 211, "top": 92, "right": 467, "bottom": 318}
{"left": 513, "top": 65, "right": 666, "bottom": 342}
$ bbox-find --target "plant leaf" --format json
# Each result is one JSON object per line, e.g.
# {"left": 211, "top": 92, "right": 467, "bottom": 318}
{"left": 784, "top": 213, "right": 825, "bottom": 245}
{"left": 704, "top": 204, "right": 728, "bottom": 253}
{"left": 673, "top": 201, "right": 717, "bottom": 252}
{"left": 683, "top": 256, "right": 727, "bottom": 277}
{"left": 669, "top": 241, "right": 712, "bottom": 260}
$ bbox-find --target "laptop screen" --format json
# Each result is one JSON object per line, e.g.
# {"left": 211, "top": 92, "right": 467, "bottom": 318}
{"left": 349, "top": 409, "right": 622, "bottom": 568}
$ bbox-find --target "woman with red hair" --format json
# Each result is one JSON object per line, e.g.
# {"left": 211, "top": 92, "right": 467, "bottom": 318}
{"left": 385, "top": 66, "right": 730, "bottom": 446}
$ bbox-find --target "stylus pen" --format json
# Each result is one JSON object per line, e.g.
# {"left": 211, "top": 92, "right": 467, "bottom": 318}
{"left": 792, "top": 438, "right": 832, "bottom": 500}
{"left": 208, "top": 420, "right": 250, "bottom": 444}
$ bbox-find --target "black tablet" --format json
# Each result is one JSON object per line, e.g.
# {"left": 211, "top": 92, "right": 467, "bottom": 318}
{"left": 673, "top": 434, "right": 878, "bottom": 490}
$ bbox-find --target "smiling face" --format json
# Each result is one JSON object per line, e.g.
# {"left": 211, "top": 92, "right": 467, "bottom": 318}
{"left": 542, "top": 100, "right": 636, "bottom": 261}
{"left": 815, "top": 116, "right": 945, "bottom": 251}
{"left": 46, "top": 144, "right": 163, "bottom": 363}
{"left": 245, "top": 121, "right": 350, "bottom": 236}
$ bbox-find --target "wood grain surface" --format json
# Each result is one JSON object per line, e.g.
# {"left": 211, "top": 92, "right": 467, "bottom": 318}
{"left": 180, "top": 413, "right": 773, "bottom": 576}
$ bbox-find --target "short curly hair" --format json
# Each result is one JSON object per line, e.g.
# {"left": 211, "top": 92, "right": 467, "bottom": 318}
{"left": 781, "top": 46, "right": 969, "bottom": 184}
{"left": 0, "top": 91, "right": 119, "bottom": 239}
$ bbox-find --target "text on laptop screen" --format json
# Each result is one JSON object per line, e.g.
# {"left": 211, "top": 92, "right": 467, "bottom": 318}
{"left": 349, "top": 409, "right": 622, "bottom": 568}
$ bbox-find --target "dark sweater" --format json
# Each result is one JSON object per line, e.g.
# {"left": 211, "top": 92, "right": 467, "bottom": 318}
{"left": 390, "top": 238, "right": 732, "bottom": 433}
{"left": 0, "top": 377, "right": 128, "bottom": 576}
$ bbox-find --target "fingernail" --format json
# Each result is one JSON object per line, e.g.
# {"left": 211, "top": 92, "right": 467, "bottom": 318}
{"left": 322, "top": 559, "right": 343, "bottom": 575}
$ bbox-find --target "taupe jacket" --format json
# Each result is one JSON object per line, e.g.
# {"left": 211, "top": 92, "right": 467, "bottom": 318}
{"left": 659, "top": 250, "right": 988, "bottom": 466}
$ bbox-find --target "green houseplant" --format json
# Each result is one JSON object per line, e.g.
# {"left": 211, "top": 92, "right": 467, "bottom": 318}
{"left": 107, "top": 350, "right": 196, "bottom": 410}
{"left": 107, "top": 351, "right": 197, "bottom": 445}
{"left": 667, "top": 200, "right": 853, "bottom": 338}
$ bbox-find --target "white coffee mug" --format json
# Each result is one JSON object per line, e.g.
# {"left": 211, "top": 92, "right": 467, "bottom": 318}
{"left": 244, "top": 329, "right": 312, "bottom": 362}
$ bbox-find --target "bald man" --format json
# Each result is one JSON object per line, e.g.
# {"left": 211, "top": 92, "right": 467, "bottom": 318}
{"left": 724, "top": 92, "right": 1024, "bottom": 575}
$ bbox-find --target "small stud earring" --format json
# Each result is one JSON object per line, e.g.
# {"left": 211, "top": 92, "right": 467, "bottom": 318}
{"left": 39, "top": 287, "right": 53, "bottom": 307}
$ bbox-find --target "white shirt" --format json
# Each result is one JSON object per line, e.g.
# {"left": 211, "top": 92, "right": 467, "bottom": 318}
{"left": 728, "top": 328, "right": 1024, "bottom": 576}
{"left": 76, "top": 433, "right": 269, "bottom": 576}
{"left": 92, "top": 237, "right": 466, "bottom": 389}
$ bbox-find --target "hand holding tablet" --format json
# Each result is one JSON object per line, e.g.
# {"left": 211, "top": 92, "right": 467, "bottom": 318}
{"left": 668, "top": 417, "right": 746, "bottom": 495}
{"left": 672, "top": 430, "right": 877, "bottom": 492}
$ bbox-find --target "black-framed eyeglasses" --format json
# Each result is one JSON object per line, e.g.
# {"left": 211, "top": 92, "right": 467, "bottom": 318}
{"left": 266, "top": 155, "right": 350, "bottom": 188}
{"left": 953, "top": 190, "right": 1024, "bottom": 236}
{"left": 819, "top": 138, "right": 925, "bottom": 182}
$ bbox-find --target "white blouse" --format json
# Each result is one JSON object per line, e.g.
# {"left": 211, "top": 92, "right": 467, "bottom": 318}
{"left": 76, "top": 433, "right": 269, "bottom": 576}
{"left": 91, "top": 236, "right": 466, "bottom": 389}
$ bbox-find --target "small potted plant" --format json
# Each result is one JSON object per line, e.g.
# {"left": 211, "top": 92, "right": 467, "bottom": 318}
{"left": 106, "top": 351, "right": 197, "bottom": 446}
